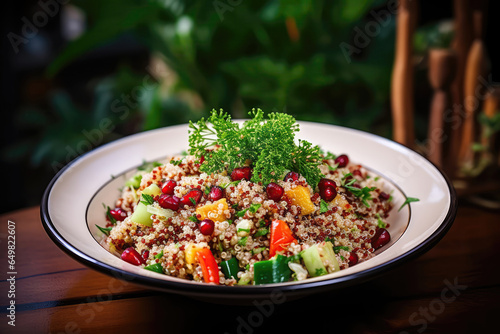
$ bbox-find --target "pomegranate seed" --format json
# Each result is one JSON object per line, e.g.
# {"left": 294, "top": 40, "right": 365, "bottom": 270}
{"left": 379, "top": 192, "right": 390, "bottom": 201}
{"left": 109, "top": 208, "right": 127, "bottom": 221}
{"left": 231, "top": 166, "right": 252, "bottom": 181}
{"left": 318, "top": 178, "right": 336, "bottom": 190}
{"left": 158, "top": 194, "right": 180, "bottom": 211}
{"left": 161, "top": 180, "right": 177, "bottom": 195}
{"left": 199, "top": 219, "right": 215, "bottom": 235}
{"left": 121, "top": 247, "right": 146, "bottom": 265}
{"left": 348, "top": 252, "right": 358, "bottom": 266}
{"left": 371, "top": 228, "right": 391, "bottom": 250}
{"left": 209, "top": 186, "right": 224, "bottom": 202}
{"left": 181, "top": 189, "right": 203, "bottom": 206}
{"left": 141, "top": 250, "right": 150, "bottom": 261}
{"left": 318, "top": 178, "right": 337, "bottom": 201}
{"left": 335, "top": 154, "right": 349, "bottom": 168}
{"left": 266, "top": 182, "right": 284, "bottom": 201}
{"left": 284, "top": 171, "right": 300, "bottom": 182}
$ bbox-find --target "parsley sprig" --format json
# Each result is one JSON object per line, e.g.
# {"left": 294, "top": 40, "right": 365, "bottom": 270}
{"left": 140, "top": 194, "right": 155, "bottom": 206}
{"left": 398, "top": 197, "right": 420, "bottom": 211}
{"left": 188, "top": 109, "right": 323, "bottom": 187}
{"left": 341, "top": 173, "right": 376, "bottom": 207}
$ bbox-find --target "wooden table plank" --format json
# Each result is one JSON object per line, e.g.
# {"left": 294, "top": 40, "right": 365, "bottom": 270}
{"left": 1, "top": 204, "right": 499, "bottom": 333}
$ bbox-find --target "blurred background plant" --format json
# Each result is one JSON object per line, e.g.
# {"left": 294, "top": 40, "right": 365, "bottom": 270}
{"left": 2, "top": 0, "right": 496, "bottom": 212}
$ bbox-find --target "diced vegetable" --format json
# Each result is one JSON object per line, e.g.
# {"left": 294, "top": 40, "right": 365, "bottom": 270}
{"left": 196, "top": 198, "right": 229, "bottom": 222}
{"left": 237, "top": 272, "right": 252, "bottom": 285}
{"left": 144, "top": 263, "right": 163, "bottom": 273}
{"left": 269, "top": 219, "right": 297, "bottom": 257}
{"left": 254, "top": 255, "right": 292, "bottom": 285}
{"left": 125, "top": 173, "right": 142, "bottom": 189}
{"left": 146, "top": 205, "right": 174, "bottom": 219}
{"left": 130, "top": 202, "right": 153, "bottom": 226}
{"left": 301, "top": 244, "right": 328, "bottom": 277}
{"left": 221, "top": 257, "right": 239, "bottom": 279}
{"left": 288, "top": 262, "right": 308, "bottom": 281}
{"left": 185, "top": 243, "right": 205, "bottom": 265}
{"left": 285, "top": 186, "right": 315, "bottom": 215}
{"left": 142, "top": 183, "right": 162, "bottom": 196}
{"left": 318, "top": 241, "right": 340, "bottom": 272}
{"left": 236, "top": 219, "right": 253, "bottom": 237}
{"left": 197, "top": 248, "right": 220, "bottom": 284}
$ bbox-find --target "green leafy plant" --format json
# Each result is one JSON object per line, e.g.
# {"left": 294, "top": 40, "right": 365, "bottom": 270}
{"left": 49, "top": 0, "right": 396, "bottom": 130}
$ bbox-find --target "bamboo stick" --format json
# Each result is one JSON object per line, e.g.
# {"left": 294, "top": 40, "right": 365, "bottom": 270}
{"left": 390, "top": 0, "right": 417, "bottom": 147}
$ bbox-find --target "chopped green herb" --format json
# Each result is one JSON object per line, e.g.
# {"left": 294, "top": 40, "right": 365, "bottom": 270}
{"left": 227, "top": 219, "right": 233, "bottom": 224}
{"left": 188, "top": 109, "right": 323, "bottom": 187}
{"left": 188, "top": 216, "right": 198, "bottom": 223}
{"left": 236, "top": 208, "right": 248, "bottom": 217}
{"left": 140, "top": 194, "right": 155, "bottom": 206}
{"left": 238, "top": 236, "right": 248, "bottom": 246}
{"left": 333, "top": 246, "right": 350, "bottom": 254}
{"left": 328, "top": 163, "right": 339, "bottom": 172}
{"left": 324, "top": 151, "right": 337, "bottom": 160}
{"left": 376, "top": 213, "right": 386, "bottom": 228}
{"left": 231, "top": 203, "right": 239, "bottom": 209}
{"left": 398, "top": 197, "right": 420, "bottom": 211}
{"left": 154, "top": 250, "right": 164, "bottom": 259}
{"left": 325, "top": 236, "right": 335, "bottom": 243}
{"left": 169, "top": 159, "right": 182, "bottom": 166}
{"left": 204, "top": 187, "right": 210, "bottom": 195}
{"left": 106, "top": 206, "right": 117, "bottom": 225}
{"left": 248, "top": 203, "right": 261, "bottom": 214}
{"left": 254, "top": 228, "right": 269, "bottom": 237}
{"left": 341, "top": 176, "right": 375, "bottom": 207}
{"left": 374, "top": 176, "right": 380, "bottom": 181}
{"left": 189, "top": 197, "right": 197, "bottom": 205}
{"left": 245, "top": 264, "right": 250, "bottom": 271}
{"left": 251, "top": 247, "right": 266, "bottom": 255}
{"left": 340, "top": 255, "right": 345, "bottom": 261}
{"left": 259, "top": 220, "right": 266, "bottom": 227}
{"left": 238, "top": 228, "right": 251, "bottom": 233}
{"left": 96, "top": 224, "right": 113, "bottom": 236}
{"left": 315, "top": 268, "right": 328, "bottom": 276}
{"left": 320, "top": 199, "right": 329, "bottom": 213}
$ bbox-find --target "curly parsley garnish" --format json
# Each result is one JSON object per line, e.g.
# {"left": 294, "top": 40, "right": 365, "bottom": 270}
{"left": 188, "top": 109, "right": 323, "bottom": 187}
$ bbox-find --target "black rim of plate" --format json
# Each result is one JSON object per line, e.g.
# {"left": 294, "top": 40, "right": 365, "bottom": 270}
{"left": 40, "top": 124, "right": 458, "bottom": 299}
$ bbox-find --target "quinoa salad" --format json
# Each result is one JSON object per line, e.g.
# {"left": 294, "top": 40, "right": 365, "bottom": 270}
{"left": 98, "top": 110, "right": 398, "bottom": 286}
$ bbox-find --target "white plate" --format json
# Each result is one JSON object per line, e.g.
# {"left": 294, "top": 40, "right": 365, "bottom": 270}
{"left": 41, "top": 121, "right": 457, "bottom": 300}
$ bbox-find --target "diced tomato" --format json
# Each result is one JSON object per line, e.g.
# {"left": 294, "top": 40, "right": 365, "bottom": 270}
{"left": 269, "top": 219, "right": 297, "bottom": 257}
{"left": 197, "top": 248, "right": 220, "bottom": 284}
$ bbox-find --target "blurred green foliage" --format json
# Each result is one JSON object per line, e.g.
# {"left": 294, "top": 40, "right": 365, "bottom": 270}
{"left": 10, "top": 0, "right": 404, "bottom": 170}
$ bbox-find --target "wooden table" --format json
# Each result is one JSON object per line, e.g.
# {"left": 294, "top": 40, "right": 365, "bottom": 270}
{"left": 1, "top": 204, "right": 499, "bottom": 333}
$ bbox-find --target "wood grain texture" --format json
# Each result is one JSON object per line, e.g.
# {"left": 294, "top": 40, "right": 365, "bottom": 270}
{"left": 427, "top": 49, "right": 457, "bottom": 168}
{"left": 1, "top": 205, "right": 499, "bottom": 333}
{"left": 448, "top": 0, "right": 474, "bottom": 177}
{"left": 390, "top": 0, "right": 417, "bottom": 147}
